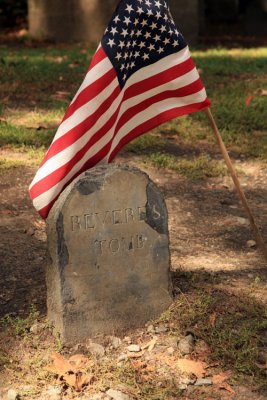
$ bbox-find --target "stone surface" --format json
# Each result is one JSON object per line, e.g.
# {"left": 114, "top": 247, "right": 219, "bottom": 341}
{"left": 178, "top": 334, "right": 195, "bottom": 355}
{"left": 46, "top": 164, "right": 172, "bottom": 344}
{"left": 127, "top": 344, "right": 141, "bottom": 353}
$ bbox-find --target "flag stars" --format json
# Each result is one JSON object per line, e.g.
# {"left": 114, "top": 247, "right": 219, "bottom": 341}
{"left": 144, "top": 31, "right": 151, "bottom": 39}
{"left": 124, "top": 16, "right": 131, "bottom": 26}
{"left": 134, "top": 18, "right": 139, "bottom": 26}
{"left": 156, "top": 11, "right": 161, "bottom": 19}
{"left": 134, "top": 51, "right": 140, "bottom": 58}
{"left": 110, "top": 26, "right": 118, "bottom": 36}
{"left": 173, "top": 40, "right": 179, "bottom": 47}
{"left": 137, "top": 7, "right": 144, "bottom": 15}
{"left": 155, "top": 0, "right": 161, "bottom": 7}
{"left": 130, "top": 61, "right": 136, "bottom": 68}
{"left": 113, "top": 15, "right": 120, "bottom": 23}
{"left": 160, "top": 25, "right": 167, "bottom": 33}
{"left": 142, "top": 53, "right": 149, "bottom": 60}
{"left": 153, "top": 34, "right": 161, "bottom": 42}
{"left": 157, "top": 46, "right": 164, "bottom": 54}
{"left": 107, "top": 38, "right": 115, "bottom": 48}
{"left": 136, "top": 30, "right": 142, "bottom": 37}
{"left": 118, "top": 40, "right": 125, "bottom": 49}
{"left": 163, "top": 37, "right": 170, "bottom": 45}
{"left": 150, "top": 22, "right": 157, "bottom": 30}
{"left": 148, "top": 43, "right": 155, "bottom": 51}
{"left": 138, "top": 41, "right": 146, "bottom": 48}
{"left": 145, "top": 0, "right": 151, "bottom": 5}
{"left": 141, "top": 19, "right": 148, "bottom": 27}
{"left": 146, "top": 9, "right": 153, "bottom": 17}
{"left": 115, "top": 52, "right": 122, "bottom": 61}
{"left": 121, "top": 28, "right": 128, "bottom": 37}
{"left": 125, "top": 4, "right": 134, "bottom": 13}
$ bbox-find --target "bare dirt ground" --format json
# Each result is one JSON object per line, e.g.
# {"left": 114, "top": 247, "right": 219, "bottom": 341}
{"left": 0, "top": 148, "right": 267, "bottom": 399}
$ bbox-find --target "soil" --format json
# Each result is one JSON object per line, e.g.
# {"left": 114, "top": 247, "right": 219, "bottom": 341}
{"left": 0, "top": 147, "right": 267, "bottom": 400}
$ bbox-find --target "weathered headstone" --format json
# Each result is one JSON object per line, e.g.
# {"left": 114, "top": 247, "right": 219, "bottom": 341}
{"left": 46, "top": 164, "right": 172, "bottom": 344}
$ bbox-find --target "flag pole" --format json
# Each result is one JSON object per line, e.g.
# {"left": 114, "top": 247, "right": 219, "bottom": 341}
{"left": 205, "top": 107, "right": 267, "bottom": 262}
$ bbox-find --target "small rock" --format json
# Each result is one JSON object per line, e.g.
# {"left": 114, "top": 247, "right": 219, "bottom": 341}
{"left": 166, "top": 347, "right": 175, "bottom": 355}
{"left": 178, "top": 334, "right": 195, "bottom": 355}
{"left": 110, "top": 336, "right": 122, "bottom": 349}
{"left": 7, "top": 390, "right": 20, "bottom": 400}
{"left": 147, "top": 324, "right": 155, "bottom": 333}
{"left": 127, "top": 344, "right": 141, "bottom": 353}
{"left": 180, "top": 377, "right": 196, "bottom": 385}
{"left": 155, "top": 325, "right": 168, "bottom": 333}
{"left": 106, "top": 389, "right": 131, "bottom": 400}
{"left": 246, "top": 240, "right": 256, "bottom": 248}
{"left": 30, "top": 322, "right": 44, "bottom": 334}
{"left": 194, "top": 378, "right": 213, "bottom": 386}
{"left": 236, "top": 217, "right": 250, "bottom": 226}
{"left": 87, "top": 342, "right": 105, "bottom": 357}
{"left": 123, "top": 336, "right": 132, "bottom": 344}
{"left": 117, "top": 353, "right": 128, "bottom": 362}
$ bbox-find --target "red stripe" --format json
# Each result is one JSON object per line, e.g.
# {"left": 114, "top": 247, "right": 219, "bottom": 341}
{"left": 108, "top": 98, "right": 211, "bottom": 161}
{"left": 88, "top": 46, "right": 106, "bottom": 71}
{"left": 40, "top": 59, "right": 195, "bottom": 164}
{"left": 62, "top": 67, "right": 116, "bottom": 122}
{"left": 124, "top": 57, "right": 195, "bottom": 100}
{"left": 39, "top": 85, "right": 120, "bottom": 165}
{"left": 30, "top": 81, "right": 207, "bottom": 199}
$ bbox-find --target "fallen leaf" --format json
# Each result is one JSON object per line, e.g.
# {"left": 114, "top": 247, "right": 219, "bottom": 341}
{"left": 209, "top": 312, "right": 217, "bottom": 327}
{"left": 245, "top": 95, "right": 254, "bottom": 106}
{"left": 260, "top": 89, "right": 267, "bottom": 96}
{"left": 69, "top": 354, "right": 89, "bottom": 369}
{"left": 212, "top": 371, "right": 232, "bottom": 385}
{"left": 46, "top": 352, "right": 72, "bottom": 375}
{"left": 177, "top": 359, "right": 207, "bottom": 378}
{"left": 219, "top": 382, "right": 236, "bottom": 396}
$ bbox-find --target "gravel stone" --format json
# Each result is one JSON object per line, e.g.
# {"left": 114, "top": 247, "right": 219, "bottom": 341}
{"left": 127, "top": 344, "right": 141, "bottom": 352}
{"left": 194, "top": 378, "right": 213, "bottom": 386}
{"left": 178, "top": 334, "right": 195, "bottom": 355}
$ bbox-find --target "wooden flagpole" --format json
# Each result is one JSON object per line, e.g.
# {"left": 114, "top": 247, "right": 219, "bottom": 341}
{"left": 205, "top": 107, "right": 267, "bottom": 262}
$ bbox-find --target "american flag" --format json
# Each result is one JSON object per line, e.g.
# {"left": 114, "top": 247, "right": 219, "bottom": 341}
{"left": 29, "top": 0, "right": 211, "bottom": 219}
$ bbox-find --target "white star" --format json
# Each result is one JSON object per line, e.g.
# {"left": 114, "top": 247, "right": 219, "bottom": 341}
{"left": 134, "top": 18, "right": 139, "bottom": 26}
{"left": 124, "top": 52, "right": 129, "bottom": 59}
{"left": 163, "top": 37, "right": 170, "bottom": 45}
{"left": 145, "top": 0, "right": 151, "bottom": 6}
{"left": 136, "top": 30, "right": 142, "bottom": 37}
{"left": 134, "top": 51, "right": 140, "bottom": 58}
{"left": 120, "top": 64, "right": 125, "bottom": 71}
{"left": 107, "top": 38, "right": 115, "bottom": 48}
{"left": 163, "top": 14, "right": 168, "bottom": 21}
{"left": 137, "top": 7, "right": 144, "bottom": 15}
{"left": 115, "top": 52, "right": 122, "bottom": 61}
{"left": 157, "top": 46, "right": 164, "bottom": 54}
{"left": 156, "top": 11, "right": 161, "bottom": 19}
{"left": 142, "top": 53, "right": 149, "bottom": 60}
{"left": 130, "top": 30, "right": 135, "bottom": 37}
{"left": 169, "top": 28, "right": 174, "bottom": 35}
{"left": 153, "top": 34, "right": 161, "bottom": 42}
{"left": 123, "top": 74, "right": 127, "bottom": 81}
{"left": 146, "top": 9, "right": 153, "bottom": 17}
{"left": 141, "top": 19, "right": 148, "bottom": 27}
{"left": 138, "top": 41, "right": 145, "bottom": 48}
{"left": 173, "top": 40, "right": 179, "bottom": 47}
{"left": 125, "top": 4, "right": 134, "bottom": 13}
{"left": 160, "top": 25, "right": 166, "bottom": 33}
{"left": 155, "top": 0, "right": 161, "bottom": 7}
{"left": 132, "top": 40, "right": 137, "bottom": 46}
{"left": 130, "top": 61, "right": 135, "bottom": 68}
{"left": 148, "top": 43, "right": 155, "bottom": 51}
{"left": 113, "top": 15, "right": 120, "bottom": 23}
{"left": 110, "top": 26, "right": 118, "bottom": 36}
{"left": 150, "top": 22, "right": 157, "bottom": 30}
{"left": 124, "top": 16, "right": 131, "bottom": 26}
{"left": 144, "top": 31, "right": 151, "bottom": 39}
{"left": 118, "top": 40, "right": 125, "bottom": 49}
{"left": 121, "top": 28, "right": 128, "bottom": 37}
{"left": 126, "top": 41, "right": 131, "bottom": 48}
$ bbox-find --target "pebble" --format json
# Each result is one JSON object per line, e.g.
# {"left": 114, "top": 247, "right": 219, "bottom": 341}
{"left": 106, "top": 389, "right": 131, "bottom": 400}
{"left": 127, "top": 344, "right": 141, "bottom": 352}
{"left": 194, "top": 378, "right": 213, "bottom": 386}
{"left": 166, "top": 347, "right": 175, "bottom": 355}
{"left": 147, "top": 324, "right": 155, "bottom": 333}
{"left": 7, "top": 390, "right": 19, "bottom": 400}
{"left": 178, "top": 334, "right": 195, "bottom": 355}
{"left": 236, "top": 217, "right": 250, "bottom": 226}
{"left": 155, "top": 325, "right": 168, "bottom": 333}
{"left": 110, "top": 336, "right": 122, "bottom": 349}
{"left": 87, "top": 342, "right": 105, "bottom": 357}
{"left": 246, "top": 240, "right": 256, "bottom": 248}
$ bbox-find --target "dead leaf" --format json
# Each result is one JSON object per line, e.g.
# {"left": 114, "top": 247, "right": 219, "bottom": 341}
{"left": 219, "top": 382, "right": 236, "bottom": 396}
{"left": 46, "top": 352, "right": 72, "bottom": 375}
{"left": 260, "top": 89, "right": 267, "bottom": 96}
{"left": 141, "top": 337, "right": 157, "bottom": 352}
{"left": 209, "top": 312, "right": 217, "bottom": 327}
{"left": 69, "top": 354, "right": 89, "bottom": 369}
{"left": 212, "top": 371, "right": 232, "bottom": 385}
{"left": 177, "top": 359, "right": 207, "bottom": 378}
{"left": 245, "top": 95, "right": 254, "bottom": 106}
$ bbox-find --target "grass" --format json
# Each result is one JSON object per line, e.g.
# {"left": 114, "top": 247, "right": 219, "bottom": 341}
{"left": 147, "top": 152, "right": 226, "bottom": 180}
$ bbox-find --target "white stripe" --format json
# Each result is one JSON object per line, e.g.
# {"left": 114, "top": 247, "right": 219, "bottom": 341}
{"left": 52, "top": 77, "right": 119, "bottom": 143}
{"left": 32, "top": 88, "right": 206, "bottom": 212}
{"left": 54, "top": 47, "right": 191, "bottom": 142}
{"left": 30, "top": 67, "right": 199, "bottom": 188}
{"left": 106, "top": 88, "right": 207, "bottom": 158}
{"left": 70, "top": 56, "right": 112, "bottom": 105}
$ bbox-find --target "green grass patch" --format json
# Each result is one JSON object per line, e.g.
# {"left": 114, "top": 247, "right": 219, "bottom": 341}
{"left": 125, "top": 133, "right": 166, "bottom": 153}
{"left": 0, "top": 123, "right": 53, "bottom": 148}
{"left": 147, "top": 152, "right": 226, "bottom": 180}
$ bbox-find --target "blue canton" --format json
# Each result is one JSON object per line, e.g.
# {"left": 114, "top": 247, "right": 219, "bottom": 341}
{"left": 101, "top": 0, "right": 187, "bottom": 88}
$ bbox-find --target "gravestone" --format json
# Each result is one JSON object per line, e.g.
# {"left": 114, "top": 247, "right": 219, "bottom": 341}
{"left": 46, "top": 164, "right": 172, "bottom": 344}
